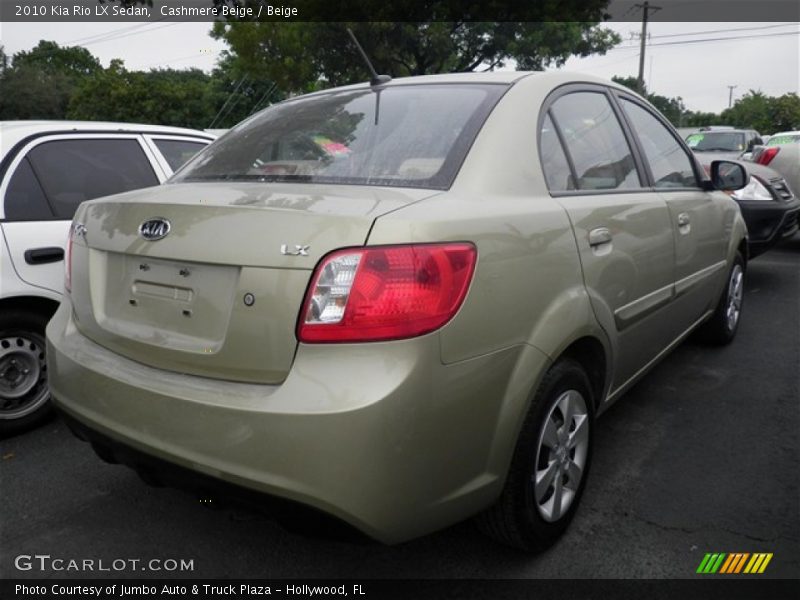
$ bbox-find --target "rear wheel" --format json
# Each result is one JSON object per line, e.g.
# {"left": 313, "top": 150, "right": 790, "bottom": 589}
{"left": 698, "top": 252, "right": 745, "bottom": 345}
{"left": 477, "top": 358, "right": 594, "bottom": 551}
{"left": 0, "top": 311, "right": 53, "bottom": 438}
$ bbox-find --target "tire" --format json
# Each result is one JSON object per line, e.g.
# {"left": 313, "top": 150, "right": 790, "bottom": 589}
{"left": 698, "top": 252, "right": 745, "bottom": 345}
{"left": 477, "top": 358, "right": 594, "bottom": 551}
{"left": 0, "top": 310, "right": 53, "bottom": 438}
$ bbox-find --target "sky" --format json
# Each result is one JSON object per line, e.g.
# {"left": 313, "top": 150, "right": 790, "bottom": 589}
{"left": 1, "top": 20, "right": 798, "bottom": 114}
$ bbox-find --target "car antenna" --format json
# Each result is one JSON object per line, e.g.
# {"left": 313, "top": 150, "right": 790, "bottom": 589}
{"left": 347, "top": 28, "right": 392, "bottom": 87}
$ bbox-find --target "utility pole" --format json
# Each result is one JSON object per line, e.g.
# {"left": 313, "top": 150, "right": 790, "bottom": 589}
{"left": 727, "top": 85, "right": 737, "bottom": 108}
{"left": 635, "top": 2, "right": 661, "bottom": 95}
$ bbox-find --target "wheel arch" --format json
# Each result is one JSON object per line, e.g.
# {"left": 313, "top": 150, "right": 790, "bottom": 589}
{"left": 556, "top": 336, "right": 608, "bottom": 413}
{"left": 0, "top": 296, "right": 60, "bottom": 321}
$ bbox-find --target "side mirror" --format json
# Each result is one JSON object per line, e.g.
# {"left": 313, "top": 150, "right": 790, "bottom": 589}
{"left": 711, "top": 160, "right": 748, "bottom": 191}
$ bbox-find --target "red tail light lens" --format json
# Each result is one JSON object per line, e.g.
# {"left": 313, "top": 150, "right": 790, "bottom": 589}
{"left": 756, "top": 146, "right": 779, "bottom": 166}
{"left": 298, "top": 243, "right": 477, "bottom": 343}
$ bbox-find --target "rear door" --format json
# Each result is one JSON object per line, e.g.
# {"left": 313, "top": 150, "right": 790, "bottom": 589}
{"left": 1, "top": 135, "right": 161, "bottom": 294}
{"left": 540, "top": 86, "right": 677, "bottom": 392}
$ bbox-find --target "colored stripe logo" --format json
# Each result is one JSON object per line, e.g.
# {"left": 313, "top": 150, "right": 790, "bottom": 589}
{"left": 696, "top": 552, "right": 773, "bottom": 574}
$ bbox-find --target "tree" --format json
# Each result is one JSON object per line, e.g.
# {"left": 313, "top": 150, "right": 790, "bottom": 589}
{"left": 212, "top": 17, "right": 620, "bottom": 94}
{"left": 611, "top": 76, "right": 686, "bottom": 127}
{"left": 719, "top": 90, "right": 772, "bottom": 132}
{"left": 204, "top": 54, "right": 284, "bottom": 128}
{"left": 0, "top": 41, "right": 102, "bottom": 120}
{"left": 721, "top": 91, "right": 800, "bottom": 133}
{"left": 11, "top": 40, "right": 101, "bottom": 78}
{"left": 68, "top": 60, "right": 216, "bottom": 128}
{"left": 766, "top": 93, "right": 800, "bottom": 132}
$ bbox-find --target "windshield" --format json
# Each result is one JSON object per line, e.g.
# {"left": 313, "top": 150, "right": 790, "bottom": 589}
{"left": 173, "top": 84, "right": 507, "bottom": 190}
{"left": 685, "top": 131, "right": 746, "bottom": 152}
{"left": 766, "top": 133, "right": 800, "bottom": 146}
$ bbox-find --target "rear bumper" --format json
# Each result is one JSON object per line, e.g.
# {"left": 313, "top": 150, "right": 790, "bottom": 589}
{"left": 738, "top": 199, "right": 800, "bottom": 258}
{"left": 47, "top": 299, "right": 545, "bottom": 543}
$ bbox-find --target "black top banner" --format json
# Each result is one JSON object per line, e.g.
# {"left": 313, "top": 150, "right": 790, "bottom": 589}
{"left": 1, "top": 0, "right": 799, "bottom": 22}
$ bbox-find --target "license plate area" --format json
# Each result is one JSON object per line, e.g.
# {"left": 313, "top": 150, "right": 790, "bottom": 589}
{"left": 94, "top": 251, "right": 239, "bottom": 353}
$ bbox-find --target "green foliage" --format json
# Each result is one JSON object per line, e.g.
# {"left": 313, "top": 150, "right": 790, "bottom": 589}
{"left": 204, "top": 54, "right": 284, "bottom": 128}
{"left": 610, "top": 76, "right": 800, "bottom": 133}
{"left": 0, "top": 41, "right": 102, "bottom": 120}
{"left": 0, "top": 40, "right": 280, "bottom": 128}
{"left": 681, "top": 112, "right": 723, "bottom": 128}
{"left": 721, "top": 91, "right": 800, "bottom": 133}
{"left": 213, "top": 20, "right": 621, "bottom": 94}
{"left": 611, "top": 76, "right": 686, "bottom": 126}
{"left": 67, "top": 62, "right": 216, "bottom": 128}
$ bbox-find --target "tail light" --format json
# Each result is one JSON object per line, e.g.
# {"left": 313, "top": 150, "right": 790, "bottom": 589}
{"left": 756, "top": 146, "right": 779, "bottom": 166}
{"left": 298, "top": 243, "right": 477, "bottom": 343}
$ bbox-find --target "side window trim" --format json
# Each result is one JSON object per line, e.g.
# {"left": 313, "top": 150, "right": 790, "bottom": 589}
{"left": 538, "top": 83, "right": 649, "bottom": 196}
{"left": 3, "top": 157, "right": 57, "bottom": 221}
{"left": 603, "top": 90, "right": 653, "bottom": 188}
{"left": 612, "top": 92, "right": 704, "bottom": 190}
{"left": 545, "top": 109, "right": 579, "bottom": 191}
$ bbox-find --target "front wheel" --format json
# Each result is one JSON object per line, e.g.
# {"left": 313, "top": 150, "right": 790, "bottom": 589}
{"left": 698, "top": 251, "right": 745, "bottom": 345}
{"left": 0, "top": 310, "right": 53, "bottom": 438}
{"left": 477, "top": 358, "right": 594, "bottom": 551}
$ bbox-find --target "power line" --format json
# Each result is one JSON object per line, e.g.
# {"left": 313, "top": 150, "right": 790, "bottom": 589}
{"left": 208, "top": 76, "right": 249, "bottom": 129}
{"left": 81, "top": 22, "right": 183, "bottom": 48}
{"left": 609, "top": 30, "right": 799, "bottom": 52}
{"left": 643, "top": 23, "right": 798, "bottom": 40}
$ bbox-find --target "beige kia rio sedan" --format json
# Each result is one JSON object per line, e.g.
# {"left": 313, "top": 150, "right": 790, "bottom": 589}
{"left": 47, "top": 72, "right": 748, "bottom": 551}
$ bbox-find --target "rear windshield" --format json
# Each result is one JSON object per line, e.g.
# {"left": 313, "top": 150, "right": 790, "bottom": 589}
{"left": 685, "top": 131, "right": 746, "bottom": 152}
{"left": 172, "top": 84, "right": 506, "bottom": 190}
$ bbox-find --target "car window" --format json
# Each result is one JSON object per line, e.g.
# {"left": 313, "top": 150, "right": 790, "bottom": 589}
{"left": 27, "top": 138, "right": 159, "bottom": 219}
{"left": 620, "top": 99, "right": 699, "bottom": 189}
{"left": 685, "top": 131, "right": 746, "bottom": 152}
{"left": 4, "top": 158, "right": 54, "bottom": 220}
{"left": 173, "top": 84, "right": 507, "bottom": 190}
{"left": 550, "top": 92, "right": 642, "bottom": 191}
{"left": 539, "top": 113, "right": 575, "bottom": 191}
{"left": 766, "top": 134, "right": 800, "bottom": 146}
{"left": 152, "top": 139, "right": 209, "bottom": 171}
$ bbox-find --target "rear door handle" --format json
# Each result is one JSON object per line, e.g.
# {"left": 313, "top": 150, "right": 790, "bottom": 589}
{"left": 588, "top": 227, "right": 612, "bottom": 247}
{"left": 24, "top": 247, "right": 64, "bottom": 265}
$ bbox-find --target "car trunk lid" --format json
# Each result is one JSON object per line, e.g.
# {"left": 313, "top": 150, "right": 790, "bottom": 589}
{"left": 69, "top": 182, "right": 436, "bottom": 384}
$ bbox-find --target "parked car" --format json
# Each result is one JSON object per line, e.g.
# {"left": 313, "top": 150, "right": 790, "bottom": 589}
{"left": 685, "top": 129, "right": 798, "bottom": 257}
{"left": 0, "top": 121, "right": 214, "bottom": 436}
{"left": 726, "top": 161, "right": 800, "bottom": 256}
{"left": 685, "top": 127, "right": 763, "bottom": 160}
{"left": 47, "top": 73, "right": 749, "bottom": 551}
{"left": 751, "top": 130, "right": 800, "bottom": 199}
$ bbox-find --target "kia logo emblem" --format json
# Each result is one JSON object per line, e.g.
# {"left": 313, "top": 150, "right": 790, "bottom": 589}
{"left": 138, "top": 218, "right": 171, "bottom": 241}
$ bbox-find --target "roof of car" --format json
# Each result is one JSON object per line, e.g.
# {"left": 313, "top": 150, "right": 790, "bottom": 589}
{"left": 292, "top": 71, "right": 628, "bottom": 99}
{"left": 0, "top": 120, "right": 215, "bottom": 155}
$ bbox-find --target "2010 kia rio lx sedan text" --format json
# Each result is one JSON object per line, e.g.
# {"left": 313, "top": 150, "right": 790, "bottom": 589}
{"left": 47, "top": 72, "right": 749, "bottom": 551}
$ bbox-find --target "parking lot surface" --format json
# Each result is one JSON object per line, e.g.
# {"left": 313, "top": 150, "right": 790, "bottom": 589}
{"left": 1, "top": 238, "right": 798, "bottom": 580}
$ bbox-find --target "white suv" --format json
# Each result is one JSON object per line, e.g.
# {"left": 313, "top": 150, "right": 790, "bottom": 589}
{"left": 1, "top": 121, "right": 214, "bottom": 436}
